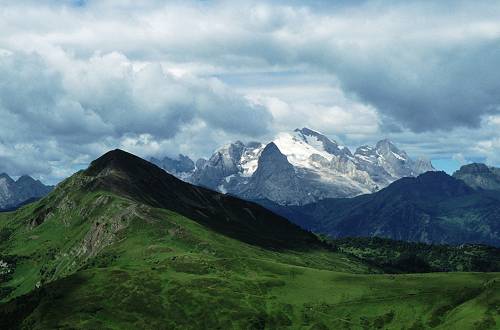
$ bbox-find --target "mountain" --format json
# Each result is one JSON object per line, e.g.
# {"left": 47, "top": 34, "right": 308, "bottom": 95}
{"left": 453, "top": 163, "right": 500, "bottom": 191}
{"left": 81, "top": 149, "right": 319, "bottom": 249}
{"left": 0, "top": 173, "right": 53, "bottom": 209}
{"left": 237, "top": 142, "right": 315, "bottom": 205}
{"left": 150, "top": 154, "right": 195, "bottom": 181}
{"left": 1, "top": 149, "right": 499, "bottom": 329}
{"left": 152, "top": 128, "right": 434, "bottom": 205}
{"left": 268, "top": 171, "right": 500, "bottom": 246}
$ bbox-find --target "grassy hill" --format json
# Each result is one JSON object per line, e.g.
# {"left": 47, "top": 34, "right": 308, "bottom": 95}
{"left": 0, "top": 150, "right": 499, "bottom": 329}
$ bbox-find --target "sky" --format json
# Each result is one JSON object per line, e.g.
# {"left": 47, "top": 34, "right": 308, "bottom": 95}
{"left": 1, "top": 0, "right": 500, "bottom": 184}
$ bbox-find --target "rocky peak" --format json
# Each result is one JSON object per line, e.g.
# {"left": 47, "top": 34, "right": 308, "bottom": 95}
{"left": 0, "top": 173, "right": 14, "bottom": 185}
{"left": 195, "top": 158, "right": 208, "bottom": 170}
{"left": 217, "top": 141, "right": 245, "bottom": 157}
{"left": 0, "top": 172, "right": 52, "bottom": 209}
{"left": 354, "top": 145, "right": 375, "bottom": 156}
{"left": 240, "top": 142, "right": 304, "bottom": 205}
{"left": 375, "top": 139, "right": 407, "bottom": 160}
{"left": 258, "top": 142, "right": 292, "bottom": 168}
{"left": 150, "top": 154, "right": 195, "bottom": 174}
{"left": 375, "top": 138, "right": 394, "bottom": 149}
{"left": 16, "top": 175, "right": 37, "bottom": 184}
{"left": 412, "top": 158, "right": 435, "bottom": 173}
{"left": 453, "top": 163, "right": 500, "bottom": 191}
{"left": 294, "top": 127, "right": 352, "bottom": 157}
{"left": 455, "top": 163, "right": 490, "bottom": 175}
{"left": 191, "top": 142, "right": 252, "bottom": 189}
{"left": 208, "top": 141, "right": 246, "bottom": 169}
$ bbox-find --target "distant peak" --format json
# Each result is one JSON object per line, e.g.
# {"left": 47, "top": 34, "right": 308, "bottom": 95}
{"left": 288, "top": 127, "right": 353, "bottom": 158}
{"left": 385, "top": 170, "right": 473, "bottom": 197}
{"left": 255, "top": 142, "right": 294, "bottom": 176}
{"left": 259, "top": 142, "right": 290, "bottom": 163}
{"left": 294, "top": 127, "right": 337, "bottom": 142}
{"left": 294, "top": 127, "right": 324, "bottom": 136}
{"left": 455, "top": 163, "right": 490, "bottom": 174}
{"left": 376, "top": 138, "right": 394, "bottom": 148}
{"left": 0, "top": 173, "right": 14, "bottom": 182}
{"left": 16, "top": 175, "right": 36, "bottom": 183}
{"left": 375, "top": 139, "right": 407, "bottom": 159}
{"left": 354, "top": 145, "right": 375, "bottom": 155}
{"left": 262, "top": 142, "right": 281, "bottom": 154}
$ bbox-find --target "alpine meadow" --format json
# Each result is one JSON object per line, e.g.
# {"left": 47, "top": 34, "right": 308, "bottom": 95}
{"left": 1, "top": 1, "right": 500, "bottom": 329}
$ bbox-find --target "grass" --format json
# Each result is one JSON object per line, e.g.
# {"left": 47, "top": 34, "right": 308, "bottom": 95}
{"left": 330, "top": 236, "right": 500, "bottom": 273}
{"left": 0, "top": 167, "right": 499, "bottom": 328}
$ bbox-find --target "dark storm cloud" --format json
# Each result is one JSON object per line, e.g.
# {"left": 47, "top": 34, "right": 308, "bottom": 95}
{"left": 0, "top": 50, "right": 272, "bottom": 181}
{"left": 326, "top": 39, "right": 500, "bottom": 132}
{"left": 31, "top": 0, "right": 496, "bottom": 134}
{"left": 1, "top": 0, "right": 500, "bottom": 181}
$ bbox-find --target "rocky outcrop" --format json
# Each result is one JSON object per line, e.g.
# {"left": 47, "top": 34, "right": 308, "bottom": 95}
{"left": 239, "top": 143, "right": 306, "bottom": 205}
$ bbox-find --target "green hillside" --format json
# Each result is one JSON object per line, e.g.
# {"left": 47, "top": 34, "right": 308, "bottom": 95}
{"left": 0, "top": 150, "right": 499, "bottom": 329}
{"left": 331, "top": 237, "right": 500, "bottom": 273}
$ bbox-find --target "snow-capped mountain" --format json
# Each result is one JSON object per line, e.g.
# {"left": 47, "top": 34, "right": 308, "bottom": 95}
{"left": 0, "top": 173, "right": 53, "bottom": 209}
{"left": 150, "top": 128, "right": 434, "bottom": 205}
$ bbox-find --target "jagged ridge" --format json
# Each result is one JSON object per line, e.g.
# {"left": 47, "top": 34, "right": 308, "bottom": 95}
{"left": 151, "top": 128, "right": 434, "bottom": 205}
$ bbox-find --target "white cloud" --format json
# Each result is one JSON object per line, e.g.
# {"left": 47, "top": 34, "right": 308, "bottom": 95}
{"left": 0, "top": 0, "right": 500, "bottom": 182}
{"left": 0, "top": 49, "right": 272, "bottom": 182}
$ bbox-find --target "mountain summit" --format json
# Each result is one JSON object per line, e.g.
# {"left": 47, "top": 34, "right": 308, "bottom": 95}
{"left": 453, "top": 163, "right": 500, "bottom": 191}
{"left": 151, "top": 128, "right": 434, "bottom": 205}
{"left": 0, "top": 173, "right": 52, "bottom": 209}
{"left": 73, "top": 149, "right": 318, "bottom": 249}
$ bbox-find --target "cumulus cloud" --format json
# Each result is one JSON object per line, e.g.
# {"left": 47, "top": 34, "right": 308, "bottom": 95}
{"left": 0, "top": 0, "right": 500, "bottom": 181}
{"left": 0, "top": 49, "right": 272, "bottom": 182}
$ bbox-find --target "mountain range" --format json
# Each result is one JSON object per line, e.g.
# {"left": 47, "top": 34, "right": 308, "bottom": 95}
{"left": 151, "top": 128, "right": 434, "bottom": 205}
{"left": 0, "top": 174, "right": 53, "bottom": 210}
{"left": 266, "top": 170, "right": 500, "bottom": 246}
{"left": 1, "top": 149, "right": 499, "bottom": 329}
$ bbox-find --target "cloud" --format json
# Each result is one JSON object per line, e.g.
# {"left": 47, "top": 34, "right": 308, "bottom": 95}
{"left": 327, "top": 38, "right": 500, "bottom": 132}
{"left": 0, "top": 50, "right": 272, "bottom": 182}
{"left": 0, "top": 0, "right": 500, "bottom": 181}
{"left": 2, "top": 2, "right": 500, "bottom": 133}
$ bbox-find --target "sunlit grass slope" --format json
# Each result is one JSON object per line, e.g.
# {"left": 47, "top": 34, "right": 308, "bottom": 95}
{"left": 0, "top": 150, "right": 498, "bottom": 329}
